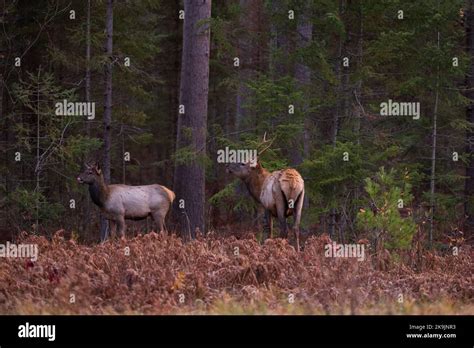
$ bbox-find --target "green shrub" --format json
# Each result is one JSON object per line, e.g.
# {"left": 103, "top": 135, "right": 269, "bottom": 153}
{"left": 357, "top": 167, "right": 416, "bottom": 250}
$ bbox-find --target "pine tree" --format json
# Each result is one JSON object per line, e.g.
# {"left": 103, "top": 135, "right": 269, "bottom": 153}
{"left": 174, "top": 0, "right": 212, "bottom": 238}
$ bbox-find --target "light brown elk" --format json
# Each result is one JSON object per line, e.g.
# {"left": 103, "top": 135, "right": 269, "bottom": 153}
{"left": 77, "top": 162, "right": 175, "bottom": 238}
{"left": 226, "top": 136, "right": 305, "bottom": 250}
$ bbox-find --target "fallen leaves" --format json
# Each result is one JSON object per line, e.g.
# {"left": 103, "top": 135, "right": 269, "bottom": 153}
{"left": 0, "top": 231, "right": 471, "bottom": 314}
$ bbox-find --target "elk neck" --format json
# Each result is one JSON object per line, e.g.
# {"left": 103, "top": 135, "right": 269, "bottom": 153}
{"left": 88, "top": 175, "right": 110, "bottom": 208}
{"left": 244, "top": 166, "right": 271, "bottom": 203}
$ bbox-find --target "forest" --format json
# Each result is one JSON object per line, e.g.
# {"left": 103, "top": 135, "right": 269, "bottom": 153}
{"left": 0, "top": 0, "right": 473, "bottom": 315}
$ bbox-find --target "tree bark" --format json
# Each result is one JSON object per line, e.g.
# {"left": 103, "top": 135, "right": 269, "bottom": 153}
{"left": 84, "top": 0, "right": 92, "bottom": 236}
{"left": 292, "top": 9, "right": 312, "bottom": 166}
{"left": 274, "top": 2, "right": 289, "bottom": 77}
{"left": 429, "top": 27, "right": 440, "bottom": 247}
{"left": 353, "top": 0, "right": 363, "bottom": 146}
{"left": 350, "top": 0, "right": 364, "bottom": 237}
{"left": 0, "top": 73, "right": 3, "bottom": 123}
{"left": 103, "top": 0, "right": 113, "bottom": 184}
{"left": 101, "top": 0, "right": 114, "bottom": 240}
{"left": 329, "top": 0, "right": 346, "bottom": 239}
{"left": 294, "top": 7, "right": 312, "bottom": 214}
{"left": 465, "top": 0, "right": 474, "bottom": 237}
{"left": 236, "top": 0, "right": 263, "bottom": 131}
{"left": 174, "top": 0, "right": 212, "bottom": 239}
{"left": 85, "top": 0, "right": 91, "bottom": 134}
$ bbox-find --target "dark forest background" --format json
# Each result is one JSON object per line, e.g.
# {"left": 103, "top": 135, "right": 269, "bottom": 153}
{"left": 0, "top": 0, "right": 473, "bottom": 250}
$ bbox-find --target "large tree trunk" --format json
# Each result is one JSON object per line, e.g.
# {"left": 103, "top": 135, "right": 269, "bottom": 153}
{"left": 174, "top": 0, "right": 212, "bottom": 239}
{"left": 465, "top": 0, "right": 474, "bottom": 237}
{"left": 101, "top": 0, "right": 113, "bottom": 241}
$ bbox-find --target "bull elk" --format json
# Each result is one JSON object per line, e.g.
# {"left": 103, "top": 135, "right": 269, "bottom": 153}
{"left": 226, "top": 135, "right": 304, "bottom": 250}
{"left": 77, "top": 162, "right": 175, "bottom": 238}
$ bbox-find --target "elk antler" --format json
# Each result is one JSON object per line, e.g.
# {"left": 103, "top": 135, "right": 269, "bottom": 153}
{"left": 257, "top": 132, "right": 275, "bottom": 156}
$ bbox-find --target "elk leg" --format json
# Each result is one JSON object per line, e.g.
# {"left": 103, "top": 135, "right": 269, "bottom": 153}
{"left": 152, "top": 210, "right": 166, "bottom": 233}
{"left": 277, "top": 208, "right": 288, "bottom": 239}
{"left": 116, "top": 216, "right": 126, "bottom": 237}
{"left": 278, "top": 218, "right": 288, "bottom": 239}
{"left": 292, "top": 190, "right": 304, "bottom": 252}
{"left": 263, "top": 210, "right": 273, "bottom": 241}
{"left": 109, "top": 220, "right": 117, "bottom": 239}
{"left": 275, "top": 193, "right": 288, "bottom": 238}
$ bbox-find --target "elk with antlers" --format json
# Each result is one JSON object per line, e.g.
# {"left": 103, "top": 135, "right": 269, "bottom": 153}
{"left": 226, "top": 134, "right": 305, "bottom": 250}
{"left": 77, "top": 162, "right": 175, "bottom": 239}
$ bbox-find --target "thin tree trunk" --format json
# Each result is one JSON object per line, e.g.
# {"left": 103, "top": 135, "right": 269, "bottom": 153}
{"left": 122, "top": 125, "right": 125, "bottom": 183}
{"left": 235, "top": 0, "right": 264, "bottom": 228}
{"left": 292, "top": 9, "right": 312, "bottom": 165}
{"left": 354, "top": 0, "right": 363, "bottom": 146}
{"left": 351, "top": 0, "right": 364, "bottom": 237}
{"left": 103, "top": 0, "right": 113, "bottom": 184}
{"left": 270, "top": 0, "right": 289, "bottom": 77}
{"left": 173, "top": 0, "right": 212, "bottom": 239}
{"left": 294, "top": 7, "right": 312, "bottom": 213}
{"left": 429, "top": 29, "right": 441, "bottom": 247}
{"left": 330, "top": 0, "right": 346, "bottom": 239}
{"left": 0, "top": 73, "right": 3, "bottom": 122}
{"left": 35, "top": 69, "right": 41, "bottom": 234}
{"left": 84, "top": 0, "right": 92, "bottom": 236}
{"left": 0, "top": 71, "right": 5, "bottom": 236}
{"left": 236, "top": 0, "right": 262, "bottom": 131}
{"left": 101, "top": 0, "right": 114, "bottom": 241}
{"left": 85, "top": 0, "right": 91, "bottom": 135}
{"left": 464, "top": 0, "right": 474, "bottom": 237}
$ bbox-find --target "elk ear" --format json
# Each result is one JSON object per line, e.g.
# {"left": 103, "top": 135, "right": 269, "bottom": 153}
{"left": 93, "top": 162, "right": 102, "bottom": 175}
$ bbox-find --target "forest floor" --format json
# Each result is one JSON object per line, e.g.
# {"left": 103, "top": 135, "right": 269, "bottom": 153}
{"left": 0, "top": 231, "right": 472, "bottom": 315}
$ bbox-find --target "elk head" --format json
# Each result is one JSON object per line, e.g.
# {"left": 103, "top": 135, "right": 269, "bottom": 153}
{"left": 225, "top": 132, "right": 274, "bottom": 179}
{"left": 77, "top": 162, "right": 102, "bottom": 185}
{"left": 226, "top": 161, "right": 258, "bottom": 179}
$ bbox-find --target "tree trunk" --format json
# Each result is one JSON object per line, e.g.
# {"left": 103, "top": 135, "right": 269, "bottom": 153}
{"left": 84, "top": 0, "right": 92, "bottom": 236}
{"left": 353, "top": 0, "right": 363, "bottom": 146}
{"left": 269, "top": 0, "right": 290, "bottom": 79}
{"left": 101, "top": 0, "right": 114, "bottom": 241}
{"left": 329, "top": 0, "right": 346, "bottom": 239}
{"left": 465, "top": 0, "right": 474, "bottom": 237}
{"left": 351, "top": 0, "right": 364, "bottom": 237}
{"left": 236, "top": 0, "right": 261, "bottom": 131}
{"left": 292, "top": 9, "right": 312, "bottom": 165}
{"left": 85, "top": 0, "right": 91, "bottom": 135}
{"left": 429, "top": 28, "right": 441, "bottom": 247}
{"left": 0, "top": 73, "right": 3, "bottom": 122}
{"left": 174, "top": 0, "right": 212, "bottom": 239}
{"left": 294, "top": 7, "right": 312, "bottom": 214}
{"left": 35, "top": 69, "right": 41, "bottom": 234}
